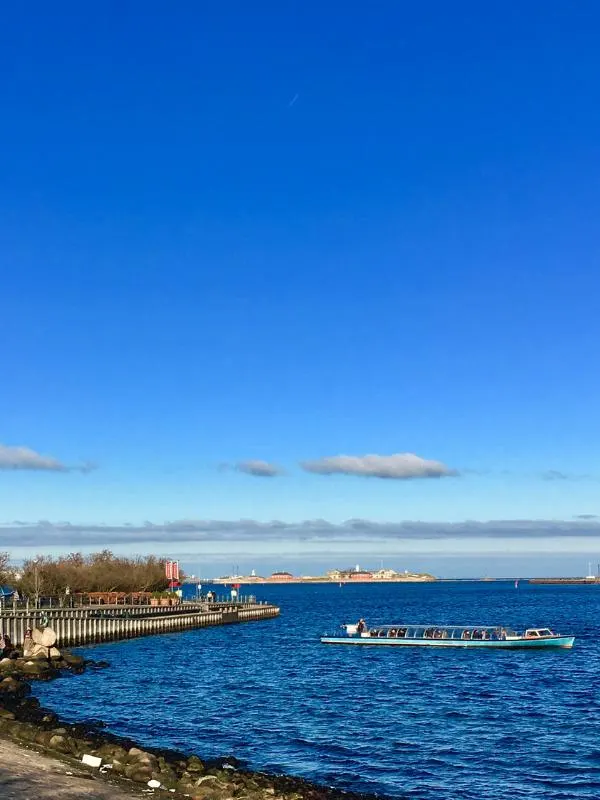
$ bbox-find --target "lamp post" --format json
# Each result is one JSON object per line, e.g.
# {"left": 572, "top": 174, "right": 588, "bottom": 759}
{"left": 33, "top": 559, "right": 40, "bottom": 609}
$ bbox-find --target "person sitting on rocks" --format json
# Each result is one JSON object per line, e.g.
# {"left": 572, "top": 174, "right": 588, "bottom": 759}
{"left": 0, "top": 633, "right": 13, "bottom": 657}
{"left": 22, "top": 628, "right": 34, "bottom": 657}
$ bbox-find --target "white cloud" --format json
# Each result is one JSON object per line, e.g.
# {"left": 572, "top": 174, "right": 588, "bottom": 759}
{"left": 0, "top": 444, "right": 95, "bottom": 473}
{"left": 235, "top": 460, "right": 284, "bottom": 477}
{"left": 0, "top": 444, "right": 67, "bottom": 471}
{"left": 301, "top": 452, "right": 457, "bottom": 479}
{"left": 541, "top": 470, "right": 591, "bottom": 482}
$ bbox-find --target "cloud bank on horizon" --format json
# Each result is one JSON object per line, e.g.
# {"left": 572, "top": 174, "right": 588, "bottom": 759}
{"left": 1, "top": 517, "right": 599, "bottom": 548}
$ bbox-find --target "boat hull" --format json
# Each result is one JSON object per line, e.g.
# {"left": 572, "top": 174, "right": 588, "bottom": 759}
{"left": 320, "top": 635, "right": 574, "bottom": 649}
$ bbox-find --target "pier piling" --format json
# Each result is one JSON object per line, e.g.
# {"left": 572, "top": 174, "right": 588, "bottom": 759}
{"left": 0, "top": 601, "right": 279, "bottom": 647}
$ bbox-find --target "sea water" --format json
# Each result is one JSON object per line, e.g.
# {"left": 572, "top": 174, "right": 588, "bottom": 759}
{"left": 34, "top": 582, "right": 600, "bottom": 799}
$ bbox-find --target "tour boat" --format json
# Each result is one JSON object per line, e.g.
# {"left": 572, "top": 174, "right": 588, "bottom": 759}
{"left": 321, "top": 624, "right": 575, "bottom": 648}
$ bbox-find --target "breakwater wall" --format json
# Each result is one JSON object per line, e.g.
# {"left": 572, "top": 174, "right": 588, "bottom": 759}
{"left": 529, "top": 577, "right": 600, "bottom": 585}
{"left": 0, "top": 601, "right": 279, "bottom": 647}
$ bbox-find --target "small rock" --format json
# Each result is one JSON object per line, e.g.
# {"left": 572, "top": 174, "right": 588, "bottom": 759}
{"left": 96, "top": 742, "right": 128, "bottom": 761}
{"left": 125, "top": 764, "right": 154, "bottom": 783}
{"left": 49, "top": 734, "right": 68, "bottom": 751}
{"left": 187, "top": 755, "right": 205, "bottom": 773}
{"left": 195, "top": 775, "right": 219, "bottom": 785}
{"left": 62, "top": 652, "right": 85, "bottom": 667}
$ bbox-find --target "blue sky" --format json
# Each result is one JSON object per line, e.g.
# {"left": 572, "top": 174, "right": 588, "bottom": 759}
{"left": 2, "top": 2, "right": 600, "bottom": 576}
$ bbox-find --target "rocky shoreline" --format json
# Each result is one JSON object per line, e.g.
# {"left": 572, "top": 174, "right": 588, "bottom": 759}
{"left": 0, "top": 650, "right": 387, "bottom": 800}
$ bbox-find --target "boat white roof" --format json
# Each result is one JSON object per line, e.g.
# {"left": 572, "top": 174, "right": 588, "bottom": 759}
{"left": 369, "top": 624, "right": 507, "bottom": 629}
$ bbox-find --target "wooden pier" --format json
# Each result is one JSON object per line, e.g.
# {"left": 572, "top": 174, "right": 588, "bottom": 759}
{"left": 0, "top": 601, "right": 280, "bottom": 647}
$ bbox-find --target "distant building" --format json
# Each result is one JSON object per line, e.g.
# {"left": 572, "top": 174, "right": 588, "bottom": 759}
{"left": 348, "top": 570, "right": 373, "bottom": 580}
{"left": 328, "top": 568, "right": 374, "bottom": 581}
{"left": 372, "top": 569, "right": 399, "bottom": 580}
{"left": 269, "top": 571, "right": 294, "bottom": 581}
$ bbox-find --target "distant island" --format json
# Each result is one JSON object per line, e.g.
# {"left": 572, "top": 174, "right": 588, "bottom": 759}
{"left": 210, "top": 565, "right": 436, "bottom": 584}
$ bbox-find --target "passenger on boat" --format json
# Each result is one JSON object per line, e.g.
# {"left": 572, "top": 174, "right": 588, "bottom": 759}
{"left": 379, "top": 629, "right": 387, "bottom": 637}
{"left": 389, "top": 629, "right": 397, "bottom": 638}
{"left": 461, "top": 629, "right": 471, "bottom": 640}
{"left": 398, "top": 627, "right": 407, "bottom": 638}
{"left": 357, "top": 618, "right": 366, "bottom": 634}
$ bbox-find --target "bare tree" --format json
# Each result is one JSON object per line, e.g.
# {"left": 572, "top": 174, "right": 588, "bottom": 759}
{"left": 0, "top": 552, "right": 11, "bottom": 586}
{"left": 16, "top": 551, "right": 173, "bottom": 596}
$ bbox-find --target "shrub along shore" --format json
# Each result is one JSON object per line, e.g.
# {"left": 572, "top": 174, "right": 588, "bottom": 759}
{"left": 0, "top": 646, "right": 384, "bottom": 800}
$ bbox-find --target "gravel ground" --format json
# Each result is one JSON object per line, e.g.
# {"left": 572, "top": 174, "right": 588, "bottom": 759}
{"left": 0, "top": 738, "right": 149, "bottom": 799}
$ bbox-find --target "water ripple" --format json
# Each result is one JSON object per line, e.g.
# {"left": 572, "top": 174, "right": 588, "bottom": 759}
{"left": 34, "top": 582, "right": 600, "bottom": 799}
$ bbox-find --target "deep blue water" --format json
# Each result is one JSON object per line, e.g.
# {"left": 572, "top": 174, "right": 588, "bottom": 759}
{"left": 34, "top": 583, "right": 600, "bottom": 799}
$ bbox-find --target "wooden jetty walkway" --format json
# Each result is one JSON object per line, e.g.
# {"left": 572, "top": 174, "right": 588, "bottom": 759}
{"left": 0, "top": 600, "right": 279, "bottom": 647}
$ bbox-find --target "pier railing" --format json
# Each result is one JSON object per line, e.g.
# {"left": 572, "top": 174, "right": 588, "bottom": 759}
{"left": 0, "top": 593, "right": 262, "bottom": 611}
{"left": 0, "top": 601, "right": 279, "bottom": 647}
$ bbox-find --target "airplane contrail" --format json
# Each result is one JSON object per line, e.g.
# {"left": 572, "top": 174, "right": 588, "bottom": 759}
{"left": 288, "top": 93, "right": 299, "bottom": 108}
